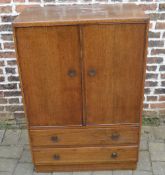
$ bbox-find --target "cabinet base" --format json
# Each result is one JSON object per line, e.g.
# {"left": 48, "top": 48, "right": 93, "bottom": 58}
{"left": 35, "top": 162, "right": 137, "bottom": 172}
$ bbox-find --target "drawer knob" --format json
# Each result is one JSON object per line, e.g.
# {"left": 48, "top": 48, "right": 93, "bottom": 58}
{"left": 68, "top": 69, "right": 76, "bottom": 77}
{"left": 51, "top": 136, "right": 58, "bottom": 142}
{"left": 53, "top": 154, "right": 60, "bottom": 160}
{"left": 88, "top": 69, "right": 96, "bottom": 77}
{"left": 111, "top": 132, "right": 120, "bottom": 140}
{"left": 111, "top": 152, "right": 118, "bottom": 159}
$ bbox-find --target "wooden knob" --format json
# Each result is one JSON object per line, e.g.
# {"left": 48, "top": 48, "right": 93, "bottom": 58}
{"left": 111, "top": 132, "right": 120, "bottom": 140}
{"left": 88, "top": 69, "right": 96, "bottom": 77}
{"left": 68, "top": 69, "right": 76, "bottom": 77}
{"left": 51, "top": 136, "right": 58, "bottom": 142}
{"left": 111, "top": 152, "right": 118, "bottom": 159}
{"left": 53, "top": 154, "right": 60, "bottom": 160}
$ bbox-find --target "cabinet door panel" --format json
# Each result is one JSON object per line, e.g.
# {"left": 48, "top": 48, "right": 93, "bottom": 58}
{"left": 83, "top": 24, "right": 146, "bottom": 124}
{"left": 15, "top": 26, "right": 82, "bottom": 126}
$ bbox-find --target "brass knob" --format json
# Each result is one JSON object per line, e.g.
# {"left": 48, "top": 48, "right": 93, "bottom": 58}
{"left": 111, "top": 152, "right": 118, "bottom": 159}
{"left": 88, "top": 69, "right": 96, "bottom": 77}
{"left": 51, "top": 136, "right": 58, "bottom": 143}
{"left": 53, "top": 154, "right": 60, "bottom": 160}
{"left": 68, "top": 69, "right": 76, "bottom": 77}
{"left": 111, "top": 132, "right": 120, "bottom": 141}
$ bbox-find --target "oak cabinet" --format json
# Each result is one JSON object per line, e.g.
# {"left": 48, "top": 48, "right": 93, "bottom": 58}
{"left": 13, "top": 4, "right": 149, "bottom": 172}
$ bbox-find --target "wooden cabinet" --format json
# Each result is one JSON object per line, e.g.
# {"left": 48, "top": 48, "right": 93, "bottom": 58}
{"left": 13, "top": 4, "right": 149, "bottom": 172}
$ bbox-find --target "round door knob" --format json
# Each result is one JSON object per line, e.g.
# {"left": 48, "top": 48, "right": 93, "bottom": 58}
{"left": 88, "top": 69, "right": 96, "bottom": 77}
{"left": 111, "top": 132, "right": 120, "bottom": 141}
{"left": 51, "top": 136, "right": 58, "bottom": 143}
{"left": 68, "top": 69, "right": 76, "bottom": 77}
{"left": 53, "top": 154, "right": 60, "bottom": 160}
{"left": 111, "top": 152, "right": 118, "bottom": 159}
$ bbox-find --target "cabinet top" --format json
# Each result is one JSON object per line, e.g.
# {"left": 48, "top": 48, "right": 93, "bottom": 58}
{"left": 13, "top": 4, "right": 149, "bottom": 27}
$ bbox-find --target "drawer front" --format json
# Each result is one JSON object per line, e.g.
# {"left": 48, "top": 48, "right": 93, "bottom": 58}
{"left": 33, "top": 146, "right": 138, "bottom": 165}
{"left": 30, "top": 126, "right": 139, "bottom": 146}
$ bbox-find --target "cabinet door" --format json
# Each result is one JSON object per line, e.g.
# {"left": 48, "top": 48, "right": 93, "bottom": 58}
{"left": 82, "top": 24, "right": 146, "bottom": 125}
{"left": 15, "top": 26, "right": 82, "bottom": 126}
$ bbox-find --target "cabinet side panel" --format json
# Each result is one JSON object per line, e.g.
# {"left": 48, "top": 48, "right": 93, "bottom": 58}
{"left": 83, "top": 23, "right": 146, "bottom": 124}
{"left": 15, "top": 26, "right": 82, "bottom": 126}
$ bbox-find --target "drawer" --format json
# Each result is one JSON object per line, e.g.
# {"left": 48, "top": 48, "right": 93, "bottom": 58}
{"left": 30, "top": 126, "right": 139, "bottom": 146}
{"left": 33, "top": 146, "right": 138, "bottom": 165}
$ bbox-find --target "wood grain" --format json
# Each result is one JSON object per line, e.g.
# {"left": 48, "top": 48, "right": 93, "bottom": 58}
{"left": 13, "top": 4, "right": 149, "bottom": 27}
{"left": 15, "top": 26, "right": 82, "bottom": 126}
{"left": 82, "top": 23, "right": 146, "bottom": 125}
{"left": 35, "top": 162, "right": 137, "bottom": 172}
{"left": 33, "top": 146, "right": 138, "bottom": 165}
{"left": 30, "top": 125, "right": 139, "bottom": 147}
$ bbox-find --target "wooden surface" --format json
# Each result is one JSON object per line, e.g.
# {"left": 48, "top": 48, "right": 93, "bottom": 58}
{"left": 33, "top": 146, "right": 138, "bottom": 165}
{"left": 83, "top": 23, "right": 146, "bottom": 125}
{"left": 15, "top": 26, "right": 82, "bottom": 126}
{"left": 35, "top": 162, "right": 137, "bottom": 172}
{"left": 13, "top": 4, "right": 149, "bottom": 27}
{"left": 30, "top": 126, "right": 139, "bottom": 146}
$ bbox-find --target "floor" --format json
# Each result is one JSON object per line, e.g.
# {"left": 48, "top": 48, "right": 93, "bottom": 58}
{"left": 0, "top": 126, "right": 165, "bottom": 175}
